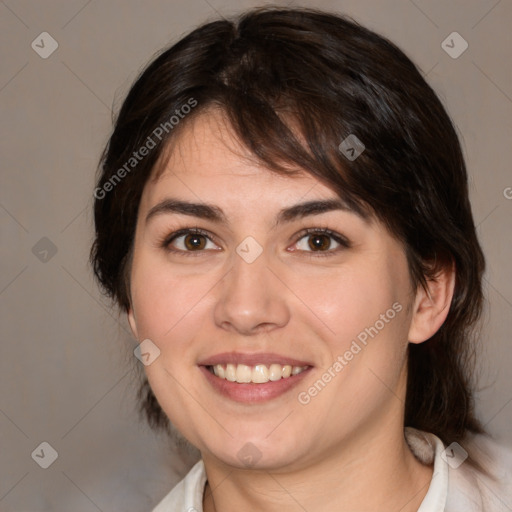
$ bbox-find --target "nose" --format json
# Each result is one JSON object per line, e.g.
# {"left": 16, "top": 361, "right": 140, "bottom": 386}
{"left": 213, "top": 246, "right": 290, "bottom": 336}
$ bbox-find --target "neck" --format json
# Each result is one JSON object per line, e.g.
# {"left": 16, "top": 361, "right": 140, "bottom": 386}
{"left": 202, "top": 420, "right": 433, "bottom": 512}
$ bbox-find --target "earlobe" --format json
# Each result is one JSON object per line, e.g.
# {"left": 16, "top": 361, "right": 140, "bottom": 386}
{"left": 127, "top": 308, "right": 139, "bottom": 340}
{"left": 408, "top": 263, "right": 456, "bottom": 344}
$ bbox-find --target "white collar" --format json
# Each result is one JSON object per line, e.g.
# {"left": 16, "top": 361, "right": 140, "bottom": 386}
{"left": 152, "top": 429, "right": 512, "bottom": 512}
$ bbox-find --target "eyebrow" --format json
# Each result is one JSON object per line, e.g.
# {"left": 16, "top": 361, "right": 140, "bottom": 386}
{"left": 145, "top": 197, "right": 368, "bottom": 227}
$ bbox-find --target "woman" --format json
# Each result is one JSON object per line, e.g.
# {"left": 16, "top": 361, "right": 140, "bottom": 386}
{"left": 90, "top": 7, "right": 512, "bottom": 511}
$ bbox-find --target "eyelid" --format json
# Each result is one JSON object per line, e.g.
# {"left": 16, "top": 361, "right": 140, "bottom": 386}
{"left": 162, "top": 227, "right": 221, "bottom": 254}
{"left": 291, "top": 227, "right": 351, "bottom": 256}
{"left": 160, "top": 226, "right": 351, "bottom": 256}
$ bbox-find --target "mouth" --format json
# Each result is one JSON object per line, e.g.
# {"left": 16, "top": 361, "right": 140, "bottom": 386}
{"left": 198, "top": 353, "right": 312, "bottom": 403}
{"left": 206, "top": 363, "right": 308, "bottom": 383}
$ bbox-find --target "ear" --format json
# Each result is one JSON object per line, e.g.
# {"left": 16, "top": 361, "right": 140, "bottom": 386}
{"left": 408, "top": 262, "right": 456, "bottom": 344}
{"left": 127, "top": 307, "right": 139, "bottom": 340}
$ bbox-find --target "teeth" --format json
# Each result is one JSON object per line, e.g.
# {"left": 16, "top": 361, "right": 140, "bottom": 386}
{"left": 216, "top": 364, "right": 225, "bottom": 379}
{"left": 225, "top": 364, "right": 236, "bottom": 382}
{"left": 252, "top": 364, "right": 269, "bottom": 383}
{"left": 236, "top": 364, "right": 252, "bottom": 383}
{"left": 269, "top": 364, "right": 283, "bottom": 381}
{"left": 211, "top": 363, "right": 307, "bottom": 383}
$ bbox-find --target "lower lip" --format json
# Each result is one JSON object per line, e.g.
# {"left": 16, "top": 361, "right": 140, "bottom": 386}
{"left": 199, "top": 366, "right": 312, "bottom": 403}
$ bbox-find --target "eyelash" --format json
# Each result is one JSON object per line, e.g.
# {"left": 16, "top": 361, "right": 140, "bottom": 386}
{"left": 159, "top": 227, "right": 351, "bottom": 258}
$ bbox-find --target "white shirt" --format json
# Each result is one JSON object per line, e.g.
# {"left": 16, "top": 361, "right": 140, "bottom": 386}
{"left": 152, "top": 429, "right": 512, "bottom": 511}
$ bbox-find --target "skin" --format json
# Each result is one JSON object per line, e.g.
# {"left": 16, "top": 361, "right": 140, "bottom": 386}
{"left": 127, "top": 109, "right": 455, "bottom": 512}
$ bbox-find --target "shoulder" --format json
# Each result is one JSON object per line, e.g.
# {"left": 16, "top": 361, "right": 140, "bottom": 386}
{"left": 446, "top": 434, "right": 512, "bottom": 511}
{"left": 151, "top": 460, "right": 207, "bottom": 512}
{"left": 406, "top": 427, "right": 512, "bottom": 511}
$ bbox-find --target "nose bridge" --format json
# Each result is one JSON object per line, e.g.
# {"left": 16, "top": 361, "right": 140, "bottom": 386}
{"left": 213, "top": 241, "right": 289, "bottom": 334}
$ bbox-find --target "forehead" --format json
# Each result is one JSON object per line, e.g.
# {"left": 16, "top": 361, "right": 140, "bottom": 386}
{"left": 141, "top": 109, "right": 345, "bottom": 211}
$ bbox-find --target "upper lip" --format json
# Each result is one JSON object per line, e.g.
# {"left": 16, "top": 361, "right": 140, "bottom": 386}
{"left": 198, "top": 352, "right": 312, "bottom": 367}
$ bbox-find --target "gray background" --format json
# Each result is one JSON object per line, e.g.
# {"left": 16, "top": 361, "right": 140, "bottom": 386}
{"left": 1, "top": 0, "right": 511, "bottom": 510}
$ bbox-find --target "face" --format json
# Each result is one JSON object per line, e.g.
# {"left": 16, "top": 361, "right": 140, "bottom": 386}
{"left": 128, "top": 109, "right": 418, "bottom": 471}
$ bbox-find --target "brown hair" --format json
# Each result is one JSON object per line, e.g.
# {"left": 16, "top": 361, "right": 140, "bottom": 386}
{"left": 91, "top": 7, "right": 486, "bottom": 450}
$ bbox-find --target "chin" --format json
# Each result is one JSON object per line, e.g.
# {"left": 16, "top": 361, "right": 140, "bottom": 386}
{"left": 199, "top": 431, "right": 309, "bottom": 471}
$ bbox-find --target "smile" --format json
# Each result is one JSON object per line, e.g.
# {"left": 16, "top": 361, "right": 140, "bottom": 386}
{"left": 208, "top": 363, "right": 308, "bottom": 383}
{"left": 199, "top": 352, "right": 312, "bottom": 402}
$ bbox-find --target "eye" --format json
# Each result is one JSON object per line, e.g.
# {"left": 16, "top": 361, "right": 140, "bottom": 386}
{"left": 160, "top": 227, "right": 350, "bottom": 258}
{"left": 162, "top": 228, "right": 219, "bottom": 256}
{"left": 292, "top": 228, "right": 350, "bottom": 257}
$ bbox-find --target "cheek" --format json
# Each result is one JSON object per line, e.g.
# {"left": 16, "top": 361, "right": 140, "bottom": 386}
{"left": 287, "top": 261, "right": 406, "bottom": 354}
{"left": 293, "top": 277, "right": 409, "bottom": 437}
{"left": 130, "top": 252, "right": 210, "bottom": 341}
{"left": 314, "top": 268, "right": 410, "bottom": 402}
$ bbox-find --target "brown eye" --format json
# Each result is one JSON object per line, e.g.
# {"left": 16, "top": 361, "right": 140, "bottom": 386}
{"left": 307, "top": 234, "right": 332, "bottom": 251}
{"left": 164, "top": 228, "right": 219, "bottom": 255}
{"left": 292, "top": 228, "right": 350, "bottom": 257}
{"left": 183, "top": 233, "right": 207, "bottom": 251}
